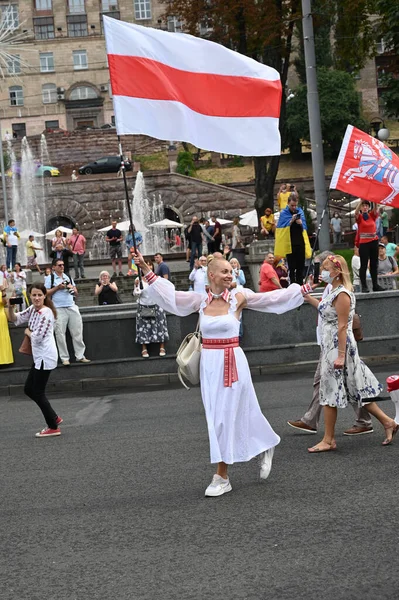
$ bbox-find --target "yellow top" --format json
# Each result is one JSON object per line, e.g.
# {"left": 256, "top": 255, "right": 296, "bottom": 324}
{"left": 260, "top": 214, "right": 275, "bottom": 232}
{"left": 277, "top": 191, "right": 291, "bottom": 211}
{"left": 26, "top": 240, "right": 35, "bottom": 257}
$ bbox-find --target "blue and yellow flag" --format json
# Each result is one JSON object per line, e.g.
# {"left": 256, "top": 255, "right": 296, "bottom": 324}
{"left": 274, "top": 206, "right": 312, "bottom": 259}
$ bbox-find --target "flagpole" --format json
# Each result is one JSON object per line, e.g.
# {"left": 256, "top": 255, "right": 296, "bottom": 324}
{"left": 301, "top": 0, "right": 330, "bottom": 251}
{"left": 117, "top": 136, "right": 143, "bottom": 288}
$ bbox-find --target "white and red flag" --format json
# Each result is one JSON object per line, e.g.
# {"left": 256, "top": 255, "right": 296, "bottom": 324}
{"left": 330, "top": 125, "right": 399, "bottom": 207}
{"left": 103, "top": 16, "right": 282, "bottom": 156}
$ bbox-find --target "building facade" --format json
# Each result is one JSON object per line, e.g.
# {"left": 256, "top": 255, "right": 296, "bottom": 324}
{"left": 0, "top": 0, "right": 168, "bottom": 137}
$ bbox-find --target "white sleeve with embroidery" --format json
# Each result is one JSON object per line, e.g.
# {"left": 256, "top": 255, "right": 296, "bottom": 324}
{"left": 241, "top": 283, "right": 304, "bottom": 314}
{"left": 146, "top": 275, "right": 204, "bottom": 316}
{"left": 14, "top": 306, "right": 33, "bottom": 326}
{"left": 30, "top": 308, "right": 54, "bottom": 343}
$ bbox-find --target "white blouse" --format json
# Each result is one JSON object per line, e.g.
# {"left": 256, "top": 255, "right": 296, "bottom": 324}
{"left": 145, "top": 276, "right": 304, "bottom": 316}
{"left": 15, "top": 305, "right": 58, "bottom": 370}
{"left": 133, "top": 279, "right": 153, "bottom": 306}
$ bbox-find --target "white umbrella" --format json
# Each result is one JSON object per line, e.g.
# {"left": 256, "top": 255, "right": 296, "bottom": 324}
{"left": 98, "top": 220, "right": 132, "bottom": 232}
{"left": 19, "top": 229, "right": 44, "bottom": 238}
{"left": 148, "top": 219, "right": 185, "bottom": 228}
{"left": 343, "top": 198, "right": 361, "bottom": 209}
{"left": 239, "top": 210, "right": 258, "bottom": 228}
{"left": 45, "top": 226, "right": 73, "bottom": 240}
{"left": 210, "top": 217, "right": 233, "bottom": 225}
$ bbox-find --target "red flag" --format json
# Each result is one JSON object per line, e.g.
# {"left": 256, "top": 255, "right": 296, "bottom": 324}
{"left": 330, "top": 125, "right": 399, "bottom": 207}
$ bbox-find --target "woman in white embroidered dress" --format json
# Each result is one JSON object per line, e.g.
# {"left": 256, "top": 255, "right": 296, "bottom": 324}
{"left": 7, "top": 282, "right": 63, "bottom": 438}
{"left": 134, "top": 251, "right": 310, "bottom": 497}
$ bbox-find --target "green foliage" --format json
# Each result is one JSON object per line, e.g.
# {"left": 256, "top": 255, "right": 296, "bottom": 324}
{"left": 3, "top": 152, "right": 10, "bottom": 172}
{"left": 380, "top": 75, "right": 399, "bottom": 120}
{"left": 285, "top": 68, "right": 367, "bottom": 157}
{"left": 176, "top": 151, "right": 196, "bottom": 177}
{"left": 227, "top": 156, "right": 244, "bottom": 168}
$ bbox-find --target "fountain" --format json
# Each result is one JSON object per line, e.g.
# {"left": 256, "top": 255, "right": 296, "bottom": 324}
{"left": 8, "top": 136, "right": 48, "bottom": 265}
{"left": 131, "top": 171, "right": 168, "bottom": 255}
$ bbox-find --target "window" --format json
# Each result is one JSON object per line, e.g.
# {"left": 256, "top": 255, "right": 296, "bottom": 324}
{"left": 111, "top": 115, "right": 115, "bottom": 126}
{"left": 67, "top": 14, "right": 87, "bottom": 36}
{"left": 42, "top": 83, "right": 57, "bottom": 104}
{"left": 40, "top": 52, "right": 54, "bottom": 72}
{"left": 101, "top": 0, "right": 118, "bottom": 10}
{"left": 12, "top": 123, "right": 26, "bottom": 138}
{"left": 9, "top": 85, "right": 23, "bottom": 106}
{"left": 68, "top": 0, "right": 85, "bottom": 13}
{"left": 1, "top": 4, "right": 19, "bottom": 28}
{"left": 73, "top": 49, "right": 87, "bottom": 70}
{"left": 45, "top": 120, "right": 59, "bottom": 130}
{"left": 7, "top": 55, "right": 20, "bottom": 75}
{"left": 34, "top": 17, "right": 54, "bottom": 39}
{"left": 167, "top": 16, "right": 182, "bottom": 32}
{"left": 134, "top": 0, "right": 151, "bottom": 20}
{"left": 35, "top": 0, "right": 52, "bottom": 9}
{"left": 100, "top": 11, "right": 120, "bottom": 32}
{"left": 70, "top": 85, "right": 97, "bottom": 100}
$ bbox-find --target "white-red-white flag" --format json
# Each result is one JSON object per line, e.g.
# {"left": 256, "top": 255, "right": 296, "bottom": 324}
{"left": 103, "top": 16, "right": 282, "bottom": 156}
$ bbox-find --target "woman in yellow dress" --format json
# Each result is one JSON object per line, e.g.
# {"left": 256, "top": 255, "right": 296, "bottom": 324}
{"left": 0, "top": 286, "right": 13, "bottom": 365}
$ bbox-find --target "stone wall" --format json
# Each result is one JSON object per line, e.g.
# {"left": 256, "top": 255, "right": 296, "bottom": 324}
{"left": 0, "top": 173, "right": 256, "bottom": 242}
{"left": 9, "top": 130, "right": 169, "bottom": 171}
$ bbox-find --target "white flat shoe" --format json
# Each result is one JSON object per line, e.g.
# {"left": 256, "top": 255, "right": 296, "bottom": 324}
{"left": 259, "top": 447, "right": 275, "bottom": 481}
{"left": 204, "top": 475, "right": 232, "bottom": 497}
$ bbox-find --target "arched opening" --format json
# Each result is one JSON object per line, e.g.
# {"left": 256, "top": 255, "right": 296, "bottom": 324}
{"left": 164, "top": 206, "right": 181, "bottom": 223}
{"left": 46, "top": 215, "right": 75, "bottom": 254}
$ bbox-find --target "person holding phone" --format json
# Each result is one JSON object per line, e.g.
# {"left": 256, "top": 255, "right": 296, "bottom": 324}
{"left": 303, "top": 254, "right": 397, "bottom": 452}
{"left": 0, "top": 285, "right": 13, "bottom": 365}
{"left": 7, "top": 282, "right": 62, "bottom": 437}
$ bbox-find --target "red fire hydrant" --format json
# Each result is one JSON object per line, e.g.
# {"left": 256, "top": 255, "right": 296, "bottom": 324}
{"left": 386, "top": 375, "right": 399, "bottom": 425}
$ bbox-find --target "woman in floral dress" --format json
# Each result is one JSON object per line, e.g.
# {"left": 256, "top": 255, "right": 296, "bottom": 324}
{"left": 304, "top": 254, "right": 398, "bottom": 452}
{"left": 133, "top": 259, "right": 168, "bottom": 358}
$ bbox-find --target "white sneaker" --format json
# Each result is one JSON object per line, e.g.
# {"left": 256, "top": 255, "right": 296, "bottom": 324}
{"left": 204, "top": 474, "right": 232, "bottom": 497}
{"left": 259, "top": 447, "right": 275, "bottom": 481}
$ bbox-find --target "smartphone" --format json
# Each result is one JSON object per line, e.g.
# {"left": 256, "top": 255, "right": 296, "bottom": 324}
{"left": 313, "top": 262, "right": 320, "bottom": 284}
{"left": 9, "top": 297, "right": 23, "bottom": 306}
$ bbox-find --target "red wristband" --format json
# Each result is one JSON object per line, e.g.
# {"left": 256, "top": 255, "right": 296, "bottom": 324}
{"left": 301, "top": 283, "right": 312, "bottom": 296}
{"left": 144, "top": 271, "right": 157, "bottom": 285}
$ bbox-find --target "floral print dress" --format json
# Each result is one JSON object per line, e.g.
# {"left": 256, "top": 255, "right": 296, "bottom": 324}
{"left": 318, "top": 285, "right": 382, "bottom": 408}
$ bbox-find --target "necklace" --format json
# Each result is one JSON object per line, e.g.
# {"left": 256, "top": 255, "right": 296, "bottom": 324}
{"left": 209, "top": 291, "right": 224, "bottom": 299}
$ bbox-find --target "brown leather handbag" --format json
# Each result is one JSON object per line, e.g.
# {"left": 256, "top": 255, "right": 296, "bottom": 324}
{"left": 352, "top": 313, "right": 363, "bottom": 342}
{"left": 19, "top": 334, "right": 32, "bottom": 355}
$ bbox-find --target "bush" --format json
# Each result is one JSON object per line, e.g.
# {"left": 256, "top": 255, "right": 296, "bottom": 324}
{"left": 176, "top": 151, "right": 196, "bottom": 177}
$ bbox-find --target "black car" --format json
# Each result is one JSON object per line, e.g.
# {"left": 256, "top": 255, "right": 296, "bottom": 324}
{"left": 78, "top": 156, "right": 132, "bottom": 175}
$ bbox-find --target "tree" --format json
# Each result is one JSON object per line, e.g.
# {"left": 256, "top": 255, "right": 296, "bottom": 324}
{"left": 162, "top": 0, "right": 301, "bottom": 216}
{"left": 380, "top": 75, "right": 399, "bottom": 119}
{"left": 286, "top": 68, "right": 367, "bottom": 157}
{"left": 176, "top": 151, "right": 196, "bottom": 176}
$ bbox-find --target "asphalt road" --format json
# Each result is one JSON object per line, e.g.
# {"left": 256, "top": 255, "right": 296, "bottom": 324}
{"left": 1, "top": 368, "right": 398, "bottom": 600}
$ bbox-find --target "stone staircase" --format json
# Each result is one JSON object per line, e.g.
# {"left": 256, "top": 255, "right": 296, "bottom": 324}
{"left": 9, "top": 130, "right": 169, "bottom": 172}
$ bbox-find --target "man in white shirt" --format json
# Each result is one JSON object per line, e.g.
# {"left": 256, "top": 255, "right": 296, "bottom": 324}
{"left": 44, "top": 258, "right": 90, "bottom": 366}
{"left": 189, "top": 256, "right": 207, "bottom": 293}
{"left": 330, "top": 213, "right": 342, "bottom": 245}
{"left": 4, "top": 219, "right": 19, "bottom": 271}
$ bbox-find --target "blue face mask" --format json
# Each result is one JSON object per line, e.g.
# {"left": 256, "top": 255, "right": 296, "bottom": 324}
{"left": 362, "top": 212, "right": 369, "bottom": 221}
{"left": 321, "top": 270, "right": 334, "bottom": 284}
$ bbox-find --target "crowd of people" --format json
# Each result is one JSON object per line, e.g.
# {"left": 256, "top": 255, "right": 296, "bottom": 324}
{"left": 1, "top": 192, "right": 399, "bottom": 487}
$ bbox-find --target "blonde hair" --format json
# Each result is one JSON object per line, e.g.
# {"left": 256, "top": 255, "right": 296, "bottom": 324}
{"left": 99, "top": 270, "right": 110, "bottom": 278}
{"left": 324, "top": 254, "right": 353, "bottom": 292}
{"left": 206, "top": 254, "right": 214, "bottom": 265}
{"left": 207, "top": 257, "right": 230, "bottom": 274}
{"left": 229, "top": 257, "right": 241, "bottom": 270}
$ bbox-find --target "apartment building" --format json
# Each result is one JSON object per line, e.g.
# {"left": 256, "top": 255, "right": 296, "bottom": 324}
{"left": 0, "top": 0, "right": 169, "bottom": 137}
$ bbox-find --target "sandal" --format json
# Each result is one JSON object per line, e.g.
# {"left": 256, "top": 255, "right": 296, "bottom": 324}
{"left": 141, "top": 350, "right": 149, "bottom": 358}
{"left": 159, "top": 349, "right": 166, "bottom": 357}
{"left": 308, "top": 440, "right": 337, "bottom": 453}
{"left": 382, "top": 421, "right": 399, "bottom": 446}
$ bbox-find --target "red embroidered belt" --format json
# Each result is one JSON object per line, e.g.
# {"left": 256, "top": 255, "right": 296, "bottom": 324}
{"left": 202, "top": 337, "right": 239, "bottom": 388}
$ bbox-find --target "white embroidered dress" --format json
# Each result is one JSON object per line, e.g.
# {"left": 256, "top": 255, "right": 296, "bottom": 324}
{"left": 146, "top": 277, "right": 304, "bottom": 465}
